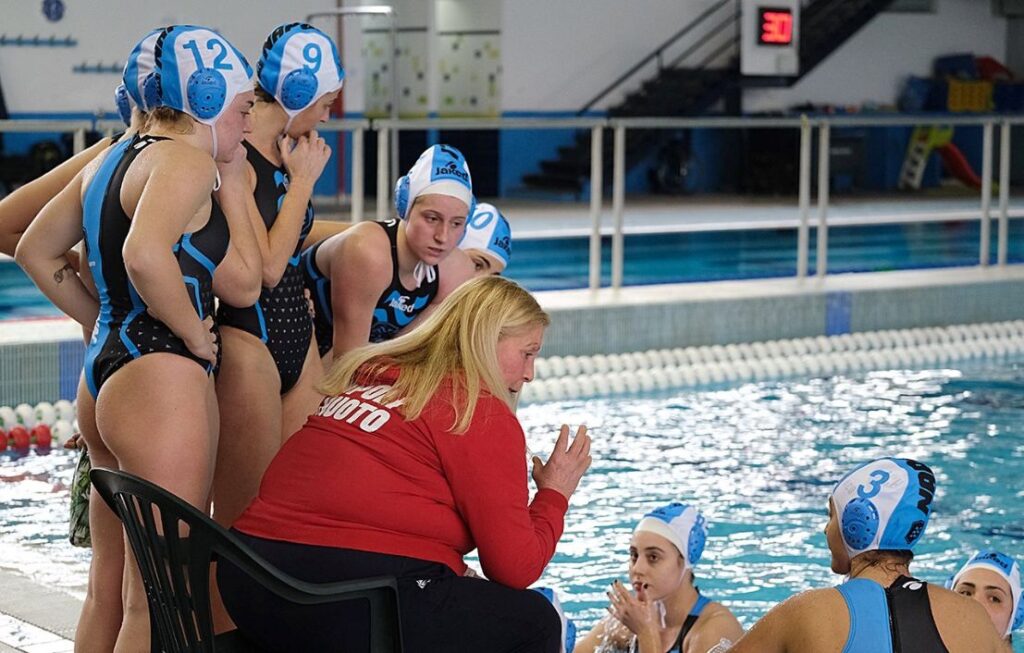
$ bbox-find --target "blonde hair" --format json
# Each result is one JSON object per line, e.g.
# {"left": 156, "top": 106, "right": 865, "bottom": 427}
{"left": 318, "top": 276, "right": 549, "bottom": 432}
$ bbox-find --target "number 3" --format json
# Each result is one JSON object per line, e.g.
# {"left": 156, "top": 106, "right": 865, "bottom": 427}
{"left": 857, "top": 470, "right": 890, "bottom": 499}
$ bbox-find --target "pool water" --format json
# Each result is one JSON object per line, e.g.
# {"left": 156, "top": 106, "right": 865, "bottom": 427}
{"left": 514, "top": 359, "right": 1024, "bottom": 650}
{"left": 4, "top": 219, "right": 1024, "bottom": 317}
{"left": 2, "top": 360, "right": 1023, "bottom": 650}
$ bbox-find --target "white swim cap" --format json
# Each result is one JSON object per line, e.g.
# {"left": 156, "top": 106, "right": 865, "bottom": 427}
{"left": 257, "top": 23, "right": 345, "bottom": 129}
{"left": 950, "top": 550, "right": 1022, "bottom": 636}
{"left": 634, "top": 502, "right": 708, "bottom": 575}
{"left": 151, "top": 25, "right": 253, "bottom": 125}
{"left": 830, "top": 457, "right": 935, "bottom": 560}
{"left": 459, "top": 202, "right": 512, "bottom": 269}
{"left": 116, "top": 28, "right": 162, "bottom": 124}
{"left": 393, "top": 144, "right": 473, "bottom": 220}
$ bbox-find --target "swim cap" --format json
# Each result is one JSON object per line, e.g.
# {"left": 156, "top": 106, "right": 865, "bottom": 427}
{"left": 533, "top": 587, "right": 577, "bottom": 653}
{"left": 151, "top": 25, "right": 253, "bottom": 125}
{"left": 950, "top": 550, "right": 1023, "bottom": 636}
{"left": 257, "top": 23, "right": 344, "bottom": 127}
{"left": 634, "top": 502, "right": 708, "bottom": 575}
{"left": 115, "top": 28, "right": 162, "bottom": 124}
{"left": 459, "top": 202, "right": 512, "bottom": 269}
{"left": 830, "top": 458, "right": 935, "bottom": 560}
{"left": 393, "top": 144, "right": 473, "bottom": 220}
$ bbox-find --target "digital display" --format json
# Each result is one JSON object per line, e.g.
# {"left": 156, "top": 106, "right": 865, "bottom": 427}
{"left": 758, "top": 7, "right": 794, "bottom": 46}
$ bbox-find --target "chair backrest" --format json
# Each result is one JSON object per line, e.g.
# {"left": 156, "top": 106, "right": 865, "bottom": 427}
{"left": 91, "top": 467, "right": 403, "bottom": 653}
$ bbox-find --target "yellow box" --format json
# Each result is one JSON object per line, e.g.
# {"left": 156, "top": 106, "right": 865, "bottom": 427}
{"left": 948, "top": 80, "right": 993, "bottom": 113}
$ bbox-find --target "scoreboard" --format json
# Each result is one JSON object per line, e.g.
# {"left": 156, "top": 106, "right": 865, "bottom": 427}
{"left": 741, "top": 0, "right": 800, "bottom": 76}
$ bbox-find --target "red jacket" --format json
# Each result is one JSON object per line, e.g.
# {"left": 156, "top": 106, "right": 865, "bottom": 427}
{"left": 233, "top": 370, "right": 568, "bottom": 589}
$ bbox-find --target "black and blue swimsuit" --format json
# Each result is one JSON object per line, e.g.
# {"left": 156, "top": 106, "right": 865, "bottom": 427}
{"left": 836, "top": 575, "right": 948, "bottom": 652}
{"left": 301, "top": 219, "right": 439, "bottom": 357}
{"left": 83, "top": 134, "right": 229, "bottom": 398}
{"left": 628, "top": 592, "right": 711, "bottom": 653}
{"left": 216, "top": 141, "right": 314, "bottom": 394}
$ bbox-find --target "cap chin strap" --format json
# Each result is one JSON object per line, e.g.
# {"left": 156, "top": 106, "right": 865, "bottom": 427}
{"left": 209, "top": 123, "right": 219, "bottom": 162}
{"left": 412, "top": 261, "right": 436, "bottom": 288}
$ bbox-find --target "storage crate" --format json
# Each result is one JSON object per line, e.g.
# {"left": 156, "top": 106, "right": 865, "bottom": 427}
{"left": 994, "top": 81, "right": 1024, "bottom": 112}
{"left": 933, "top": 53, "right": 978, "bottom": 80}
{"left": 947, "top": 80, "right": 993, "bottom": 112}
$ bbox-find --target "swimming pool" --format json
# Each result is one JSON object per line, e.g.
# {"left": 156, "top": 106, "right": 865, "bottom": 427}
{"left": 3, "top": 218, "right": 1024, "bottom": 318}
{"left": 513, "top": 359, "right": 1024, "bottom": 650}
{"left": 2, "top": 359, "right": 1023, "bottom": 650}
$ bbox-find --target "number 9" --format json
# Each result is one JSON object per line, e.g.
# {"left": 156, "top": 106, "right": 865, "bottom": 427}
{"left": 303, "top": 43, "right": 322, "bottom": 73}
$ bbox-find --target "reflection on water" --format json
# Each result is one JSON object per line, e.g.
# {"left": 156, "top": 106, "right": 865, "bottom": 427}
{"left": 2, "top": 361, "right": 1023, "bottom": 653}
{"left": 0, "top": 449, "right": 88, "bottom": 598}
{"left": 514, "top": 360, "right": 1024, "bottom": 652}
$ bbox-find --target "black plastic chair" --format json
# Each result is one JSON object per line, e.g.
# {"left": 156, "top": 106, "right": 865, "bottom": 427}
{"left": 90, "top": 467, "right": 403, "bottom": 653}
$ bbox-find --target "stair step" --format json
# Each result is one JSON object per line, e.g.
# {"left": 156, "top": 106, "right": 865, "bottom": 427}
{"left": 521, "top": 173, "right": 582, "bottom": 192}
{"left": 540, "top": 159, "right": 590, "bottom": 177}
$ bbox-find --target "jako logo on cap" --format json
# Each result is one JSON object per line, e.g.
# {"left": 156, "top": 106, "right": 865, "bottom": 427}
{"left": 152, "top": 25, "right": 253, "bottom": 125}
{"left": 257, "top": 23, "right": 344, "bottom": 117}
{"left": 830, "top": 457, "right": 936, "bottom": 560}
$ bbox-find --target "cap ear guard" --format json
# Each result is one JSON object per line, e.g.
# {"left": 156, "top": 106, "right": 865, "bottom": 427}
{"left": 186, "top": 68, "right": 228, "bottom": 120}
{"left": 1014, "top": 598, "right": 1024, "bottom": 631}
{"left": 842, "top": 497, "right": 880, "bottom": 551}
{"left": 114, "top": 84, "right": 133, "bottom": 125}
{"left": 281, "top": 67, "right": 318, "bottom": 111}
{"left": 142, "top": 71, "right": 162, "bottom": 111}
{"left": 394, "top": 174, "right": 411, "bottom": 220}
{"left": 688, "top": 513, "right": 707, "bottom": 567}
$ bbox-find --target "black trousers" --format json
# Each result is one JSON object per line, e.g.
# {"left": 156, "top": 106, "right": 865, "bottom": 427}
{"left": 218, "top": 531, "right": 562, "bottom": 653}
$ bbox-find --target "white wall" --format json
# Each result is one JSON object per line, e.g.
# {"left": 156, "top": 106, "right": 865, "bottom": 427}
{"left": 500, "top": 0, "right": 721, "bottom": 112}
{"left": 0, "top": 0, "right": 340, "bottom": 114}
{"left": 744, "top": 0, "right": 1007, "bottom": 112}
{"left": 0, "top": 0, "right": 1009, "bottom": 117}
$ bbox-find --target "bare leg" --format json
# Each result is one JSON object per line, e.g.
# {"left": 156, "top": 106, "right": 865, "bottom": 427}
{"left": 97, "top": 355, "right": 216, "bottom": 653}
{"left": 211, "top": 327, "right": 283, "bottom": 528}
{"left": 281, "top": 338, "right": 324, "bottom": 442}
{"left": 73, "top": 374, "right": 124, "bottom": 653}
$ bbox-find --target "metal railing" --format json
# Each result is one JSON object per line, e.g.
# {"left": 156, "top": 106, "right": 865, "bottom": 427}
{"left": 2, "top": 114, "right": 1021, "bottom": 291}
{"left": 577, "top": 0, "right": 737, "bottom": 115}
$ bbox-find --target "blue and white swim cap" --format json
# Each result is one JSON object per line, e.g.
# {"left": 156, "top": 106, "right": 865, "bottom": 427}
{"left": 830, "top": 458, "right": 936, "bottom": 560}
{"left": 634, "top": 502, "right": 708, "bottom": 574}
{"left": 115, "top": 28, "right": 162, "bottom": 124}
{"left": 257, "top": 23, "right": 344, "bottom": 127}
{"left": 394, "top": 144, "right": 473, "bottom": 220}
{"left": 151, "top": 25, "right": 253, "bottom": 126}
{"left": 951, "top": 550, "right": 1023, "bottom": 636}
{"left": 532, "top": 587, "right": 577, "bottom": 653}
{"left": 459, "top": 202, "right": 512, "bottom": 269}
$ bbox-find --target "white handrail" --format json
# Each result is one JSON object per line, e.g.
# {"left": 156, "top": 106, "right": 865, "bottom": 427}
{"left": 998, "top": 121, "right": 1012, "bottom": 266}
{"left": 817, "top": 123, "right": 830, "bottom": 278}
{"left": 2, "top": 114, "right": 1020, "bottom": 284}
{"left": 797, "top": 116, "right": 812, "bottom": 279}
{"left": 611, "top": 125, "right": 626, "bottom": 289}
{"left": 980, "top": 122, "right": 994, "bottom": 266}
{"left": 589, "top": 126, "right": 604, "bottom": 290}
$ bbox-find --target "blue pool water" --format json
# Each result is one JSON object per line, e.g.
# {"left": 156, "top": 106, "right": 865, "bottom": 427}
{"left": 513, "top": 359, "right": 1024, "bottom": 650}
{"left": 2, "top": 360, "right": 1023, "bottom": 650}
{"left": 3, "top": 219, "right": 1024, "bottom": 318}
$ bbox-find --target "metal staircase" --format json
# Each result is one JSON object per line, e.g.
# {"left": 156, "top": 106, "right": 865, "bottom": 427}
{"left": 520, "top": 0, "right": 899, "bottom": 195}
